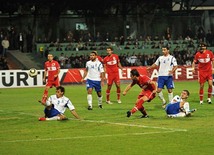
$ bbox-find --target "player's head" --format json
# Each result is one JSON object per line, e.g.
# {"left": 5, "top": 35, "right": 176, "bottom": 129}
{"left": 106, "top": 47, "right": 113, "bottom": 55}
{"left": 130, "top": 69, "right": 140, "bottom": 77}
{"left": 199, "top": 42, "right": 207, "bottom": 53}
{"left": 181, "top": 90, "right": 190, "bottom": 99}
{"left": 48, "top": 54, "right": 54, "bottom": 61}
{"left": 90, "top": 51, "right": 97, "bottom": 61}
{"left": 162, "top": 45, "right": 169, "bottom": 56}
{"left": 56, "top": 86, "right": 65, "bottom": 97}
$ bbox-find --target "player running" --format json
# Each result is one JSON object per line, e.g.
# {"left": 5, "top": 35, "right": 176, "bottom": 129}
{"left": 192, "top": 42, "right": 214, "bottom": 104}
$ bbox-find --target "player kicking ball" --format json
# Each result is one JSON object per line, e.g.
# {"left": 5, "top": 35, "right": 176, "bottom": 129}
{"left": 38, "top": 86, "right": 80, "bottom": 121}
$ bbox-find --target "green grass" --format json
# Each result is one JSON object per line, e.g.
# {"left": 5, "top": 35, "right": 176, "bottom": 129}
{"left": 0, "top": 81, "right": 214, "bottom": 155}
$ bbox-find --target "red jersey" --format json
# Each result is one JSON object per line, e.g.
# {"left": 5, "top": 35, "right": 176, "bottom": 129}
{"left": 194, "top": 50, "right": 214, "bottom": 73}
{"left": 131, "top": 75, "right": 155, "bottom": 91}
{"left": 44, "top": 60, "right": 60, "bottom": 81}
{"left": 97, "top": 55, "right": 103, "bottom": 63}
{"left": 103, "top": 54, "right": 120, "bottom": 73}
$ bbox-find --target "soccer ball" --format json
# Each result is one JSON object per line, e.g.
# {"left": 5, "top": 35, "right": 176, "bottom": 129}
{"left": 28, "top": 68, "right": 38, "bottom": 77}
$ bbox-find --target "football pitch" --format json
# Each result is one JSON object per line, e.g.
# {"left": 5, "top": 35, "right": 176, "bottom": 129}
{"left": 0, "top": 80, "right": 213, "bottom": 155}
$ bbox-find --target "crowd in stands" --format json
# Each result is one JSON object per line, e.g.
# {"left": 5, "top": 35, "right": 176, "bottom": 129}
{"left": 0, "top": 56, "right": 9, "bottom": 70}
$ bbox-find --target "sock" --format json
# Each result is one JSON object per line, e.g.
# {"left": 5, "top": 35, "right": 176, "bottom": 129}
{"left": 42, "top": 90, "right": 48, "bottom": 103}
{"left": 98, "top": 96, "right": 102, "bottom": 105}
{"left": 131, "top": 99, "right": 144, "bottom": 114}
{"left": 106, "top": 89, "right": 110, "bottom": 101}
{"left": 199, "top": 88, "right": 204, "bottom": 101}
{"left": 139, "top": 107, "right": 147, "bottom": 116}
{"left": 46, "top": 116, "right": 60, "bottom": 121}
{"left": 168, "top": 92, "right": 173, "bottom": 102}
{"left": 158, "top": 91, "right": 165, "bottom": 103}
{"left": 208, "top": 86, "right": 212, "bottom": 98}
{"left": 117, "top": 88, "right": 121, "bottom": 100}
{"left": 87, "top": 94, "right": 92, "bottom": 107}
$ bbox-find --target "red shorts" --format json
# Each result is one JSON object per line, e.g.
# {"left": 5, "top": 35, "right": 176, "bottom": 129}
{"left": 198, "top": 71, "right": 213, "bottom": 84}
{"left": 137, "top": 89, "right": 156, "bottom": 102}
{"left": 46, "top": 77, "right": 60, "bottom": 88}
{"left": 107, "top": 73, "right": 120, "bottom": 85}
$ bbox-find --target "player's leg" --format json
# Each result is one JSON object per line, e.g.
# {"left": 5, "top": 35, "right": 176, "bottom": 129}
{"left": 127, "top": 93, "right": 149, "bottom": 117}
{"left": 39, "top": 106, "right": 60, "bottom": 121}
{"left": 207, "top": 79, "right": 212, "bottom": 104}
{"left": 106, "top": 75, "right": 113, "bottom": 104}
{"left": 41, "top": 85, "right": 51, "bottom": 104}
{"left": 166, "top": 76, "right": 174, "bottom": 103}
{"left": 94, "top": 81, "right": 103, "bottom": 108}
{"left": 157, "top": 76, "right": 166, "bottom": 106}
{"left": 199, "top": 82, "right": 205, "bottom": 104}
{"left": 86, "top": 79, "right": 93, "bottom": 110}
{"left": 115, "top": 75, "right": 121, "bottom": 103}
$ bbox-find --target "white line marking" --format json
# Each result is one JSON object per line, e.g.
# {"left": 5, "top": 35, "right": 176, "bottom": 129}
{"left": 3, "top": 130, "right": 175, "bottom": 143}
{"left": 78, "top": 119, "right": 187, "bottom": 132}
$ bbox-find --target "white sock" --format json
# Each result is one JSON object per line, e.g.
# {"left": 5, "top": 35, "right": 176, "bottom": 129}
{"left": 98, "top": 96, "right": 102, "bottom": 105}
{"left": 158, "top": 91, "right": 165, "bottom": 103}
{"left": 46, "top": 116, "right": 60, "bottom": 121}
{"left": 168, "top": 92, "right": 173, "bottom": 102}
{"left": 87, "top": 94, "right": 92, "bottom": 107}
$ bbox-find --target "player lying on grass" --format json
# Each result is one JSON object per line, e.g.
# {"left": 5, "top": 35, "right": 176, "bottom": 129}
{"left": 165, "top": 90, "right": 196, "bottom": 118}
{"left": 38, "top": 86, "right": 80, "bottom": 121}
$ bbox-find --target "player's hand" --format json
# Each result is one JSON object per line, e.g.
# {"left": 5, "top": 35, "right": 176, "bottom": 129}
{"left": 122, "top": 91, "right": 127, "bottom": 96}
{"left": 81, "top": 78, "right": 85, "bottom": 83}
{"left": 192, "top": 68, "right": 195, "bottom": 74}
{"left": 147, "top": 66, "right": 151, "bottom": 70}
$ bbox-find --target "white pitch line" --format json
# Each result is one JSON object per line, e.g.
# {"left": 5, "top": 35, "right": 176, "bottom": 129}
{"left": 74, "top": 119, "right": 187, "bottom": 132}
{"left": 3, "top": 130, "right": 175, "bottom": 143}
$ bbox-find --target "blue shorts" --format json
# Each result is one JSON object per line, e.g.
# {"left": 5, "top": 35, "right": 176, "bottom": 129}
{"left": 44, "top": 105, "right": 60, "bottom": 118}
{"left": 157, "top": 76, "right": 174, "bottom": 89}
{"left": 86, "top": 79, "right": 101, "bottom": 92}
{"left": 165, "top": 102, "right": 180, "bottom": 114}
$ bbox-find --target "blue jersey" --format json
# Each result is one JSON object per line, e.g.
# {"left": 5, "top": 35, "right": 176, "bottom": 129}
{"left": 165, "top": 102, "right": 180, "bottom": 114}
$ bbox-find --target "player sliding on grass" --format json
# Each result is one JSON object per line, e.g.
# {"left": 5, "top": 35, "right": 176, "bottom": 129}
{"left": 165, "top": 90, "right": 196, "bottom": 117}
{"left": 123, "top": 69, "right": 157, "bottom": 118}
{"left": 38, "top": 86, "right": 80, "bottom": 121}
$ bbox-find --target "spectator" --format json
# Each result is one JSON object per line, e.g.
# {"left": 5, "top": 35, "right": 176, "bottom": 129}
{"left": 1, "top": 36, "right": 9, "bottom": 57}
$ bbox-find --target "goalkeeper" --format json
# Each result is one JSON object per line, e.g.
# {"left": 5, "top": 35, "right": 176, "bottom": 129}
{"left": 165, "top": 90, "right": 196, "bottom": 117}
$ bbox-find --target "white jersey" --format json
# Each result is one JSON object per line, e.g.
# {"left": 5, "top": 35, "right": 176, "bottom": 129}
{"left": 46, "top": 95, "right": 75, "bottom": 114}
{"left": 154, "top": 55, "right": 177, "bottom": 76}
{"left": 86, "top": 60, "right": 104, "bottom": 81}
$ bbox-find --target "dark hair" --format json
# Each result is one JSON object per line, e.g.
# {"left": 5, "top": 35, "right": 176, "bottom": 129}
{"left": 56, "top": 86, "right": 65, "bottom": 94}
{"left": 91, "top": 51, "right": 97, "bottom": 55}
{"left": 162, "top": 45, "right": 169, "bottom": 50}
{"left": 107, "top": 46, "right": 113, "bottom": 51}
{"left": 183, "top": 90, "right": 190, "bottom": 96}
{"left": 130, "top": 69, "right": 140, "bottom": 77}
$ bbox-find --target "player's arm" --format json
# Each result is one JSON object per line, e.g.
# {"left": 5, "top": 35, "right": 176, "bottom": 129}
{"left": 55, "top": 67, "right": 60, "bottom": 78}
{"left": 192, "top": 61, "right": 196, "bottom": 74}
{"left": 118, "top": 61, "right": 123, "bottom": 70}
{"left": 149, "top": 80, "right": 157, "bottom": 94}
{"left": 169, "top": 65, "right": 178, "bottom": 75}
{"left": 101, "top": 71, "right": 105, "bottom": 86}
{"left": 123, "top": 83, "right": 133, "bottom": 96}
{"left": 43, "top": 70, "right": 47, "bottom": 82}
{"left": 70, "top": 110, "right": 80, "bottom": 119}
{"left": 81, "top": 68, "right": 88, "bottom": 82}
{"left": 147, "top": 63, "right": 158, "bottom": 70}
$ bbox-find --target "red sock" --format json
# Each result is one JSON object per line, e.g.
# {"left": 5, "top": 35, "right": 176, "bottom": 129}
{"left": 199, "top": 88, "right": 203, "bottom": 101}
{"left": 42, "top": 90, "right": 48, "bottom": 103}
{"left": 117, "top": 88, "right": 121, "bottom": 100}
{"left": 208, "top": 86, "right": 212, "bottom": 98}
{"left": 131, "top": 99, "right": 144, "bottom": 114}
{"left": 106, "top": 89, "right": 110, "bottom": 101}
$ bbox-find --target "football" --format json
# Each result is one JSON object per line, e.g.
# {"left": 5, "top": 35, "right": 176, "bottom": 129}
{"left": 28, "top": 68, "right": 38, "bottom": 77}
